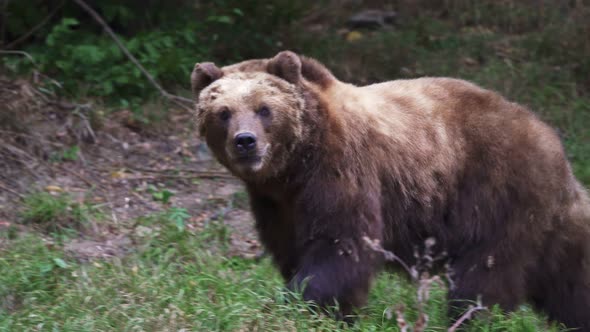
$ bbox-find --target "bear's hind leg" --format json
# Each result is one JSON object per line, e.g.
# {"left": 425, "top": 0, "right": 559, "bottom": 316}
{"left": 533, "top": 279, "right": 590, "bottom": 332}
{"left": 448, "top": 255, "right": 527, "bottom": 317}
{"left": 534, "top": 188, "right": 590, "bottom": 332}
{"left": 532, "top": 239, "right": 590, "bottom": 332}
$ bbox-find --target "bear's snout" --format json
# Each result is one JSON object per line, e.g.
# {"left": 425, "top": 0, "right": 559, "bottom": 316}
{"left": 234, "top": 132, "right": 257, "bottom": 155}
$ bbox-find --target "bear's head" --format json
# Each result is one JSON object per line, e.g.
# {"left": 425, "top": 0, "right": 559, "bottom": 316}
{"left": 192, "top": 51, "right": 330, "bottom": 181}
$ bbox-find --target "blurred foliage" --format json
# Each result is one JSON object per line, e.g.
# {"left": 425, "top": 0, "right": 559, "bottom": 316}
{"left": 2, "top": 1, "right": 589, "bottom": 98}
{"left": 1, "top": 0, "right": 306, "bottom": 105}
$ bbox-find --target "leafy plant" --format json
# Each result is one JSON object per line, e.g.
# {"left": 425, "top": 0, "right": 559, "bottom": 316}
{"left": 49, "top": 145, "right": 80, "bottom": 162}
{"left": 165, "top": 207, "right": 190, "bottom": 232}
{"left": 1, "top": 1, "right": 306, "bottom": 107}
{"left": 148, "top": 185, "right": 174, "bottom": 204}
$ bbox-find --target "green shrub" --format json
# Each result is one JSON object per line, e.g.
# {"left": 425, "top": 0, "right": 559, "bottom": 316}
{"left": 1, "top": 1, "right": 306, "bottom": 105}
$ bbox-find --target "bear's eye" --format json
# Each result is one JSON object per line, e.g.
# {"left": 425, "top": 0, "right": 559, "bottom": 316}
{"left": 258, "top": 106, "right": 271, "bottom": 117}
{"left": 219, "top": 108, "right": 231, "bottom": 121}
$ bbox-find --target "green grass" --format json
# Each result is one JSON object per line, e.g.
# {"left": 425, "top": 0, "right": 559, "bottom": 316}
{"left": 20, "top": 192, "right": 101, "bottom": 235}
{"left": 0, "top": 212, "right": 565, "bottom": 331}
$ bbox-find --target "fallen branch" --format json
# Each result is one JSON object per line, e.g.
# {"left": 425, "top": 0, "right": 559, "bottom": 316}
{"left": 363, "top": 236, "right": 418, "bottom": 280}
{"left": 395, "top": 305, "right": 409, "bottom": 332}
{"left": 72, "top": 0, "right": 194, "bottom": 111}
{"left": 0, "top": 130, "right": 65, "bottom": 147}
{"left": 0, "top": 50, "right": 38, "bottom": 67}
{"left": 417, "top": 274, "right": 444, "bottom": 306}
{"left": 47, "top": 100, "right": 92, "bottom": 111}
{"left": 1, "top": 138, "right": 40, "bottom": 162}
{"left": 366, "top": 237, "right": 456, "bottom": 332}
{"left": 0, "top": 151, "right": 44, "bottom": 180}
{"left": 0, "top": 51, "right": 62, "bottom": 92}
{"left": 204, "top": 203, "right": 233, "bottom": 224}
{"left": 125, "top": 165, "right": 226, "bottom": 175}
{"left": 123, "top": 173, "right": 234, "bottom": 181}
{"left": 56, "top": 164, "right": 97, "bottom": 188}
{"left": 447, "top": 300, "right": 487, "bottom": 332}
{"left": 0, "top": 181, "right": 25, "bottom": 199}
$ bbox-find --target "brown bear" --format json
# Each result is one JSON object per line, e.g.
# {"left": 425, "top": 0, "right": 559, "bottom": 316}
{"left": 191, "top": 51, "right": 590, "bottom": 330}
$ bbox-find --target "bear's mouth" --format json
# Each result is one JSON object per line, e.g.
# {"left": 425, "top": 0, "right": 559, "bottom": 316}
{"left": 229, "top": 143, "right": 269, "bottom": 174}
{"left": 234, "top": 155, "right": 262, "bottom": 164}
{"left": 233, "top": 155, "right": 264, "bottom": 174}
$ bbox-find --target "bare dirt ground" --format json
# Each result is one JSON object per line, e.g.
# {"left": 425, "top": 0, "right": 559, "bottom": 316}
{"left": 0, "top": 76, "right": 261, "bottom": 260}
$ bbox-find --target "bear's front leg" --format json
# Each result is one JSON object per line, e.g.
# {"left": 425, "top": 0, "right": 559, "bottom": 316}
{"left": 288, "top": 237, "right": 379, "bottom": 319}
{"left": 286, "top": 180, "right": 383, "bottom": 319}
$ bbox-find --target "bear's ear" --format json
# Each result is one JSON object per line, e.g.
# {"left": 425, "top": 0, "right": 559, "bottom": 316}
{"left": 191, "top": 62, "right": 223, "bottom": 99}
{"left": 267, "top": 51, "right": 302, "bottom": 84}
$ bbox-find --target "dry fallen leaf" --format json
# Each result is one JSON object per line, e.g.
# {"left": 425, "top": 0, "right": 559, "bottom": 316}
{"left": 110, "top": 170, "right": 128, "bottom": 179}
{"left": 45, "top": 185, "right": 64, "bottom": 192}
{"left": 346, "top": 30, "right": 363, "bottom": 42}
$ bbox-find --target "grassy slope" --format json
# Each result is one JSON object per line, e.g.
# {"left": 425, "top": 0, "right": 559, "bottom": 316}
{"left": 0, "top": 219, "right": 563, "bottom": 332}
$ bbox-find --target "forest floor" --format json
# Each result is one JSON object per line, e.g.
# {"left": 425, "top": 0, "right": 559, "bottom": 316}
{"left": 0, "top": 77, "right": 262, "bottom": 261}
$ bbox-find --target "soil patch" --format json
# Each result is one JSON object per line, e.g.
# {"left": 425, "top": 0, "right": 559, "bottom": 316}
{"left": 0, "top": 76, "right": 259, "bottom": 260}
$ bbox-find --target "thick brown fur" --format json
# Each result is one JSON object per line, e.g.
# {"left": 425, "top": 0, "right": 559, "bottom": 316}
{"left": 191, "top": 51, "right": 590, "bottom": 329}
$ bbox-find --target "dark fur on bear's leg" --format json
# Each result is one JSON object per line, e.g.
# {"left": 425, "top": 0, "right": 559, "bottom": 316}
{"left": 530, "top": 224, "right": 590, "bottom": 332}
{"left": 287, "top": 237, "right": 376, "bottom": 320}
{"left": 247, "top": 174, "right": 384, "bottom": 320}
{"left": 448, "top": 257, "right": 526, "bottom": 311}
{"left": 447, "top": 262, "right": 525, "bottom": 325}
{"left": 248, "top": 190, "right": 299, "bottom": 280}
{"left": 535, "top": 282, "right": 590, "bottom": 332}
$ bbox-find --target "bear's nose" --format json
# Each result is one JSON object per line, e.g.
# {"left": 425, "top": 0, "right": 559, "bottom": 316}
{"left": 234, "top": 132, "right": 257, "bottom": 154}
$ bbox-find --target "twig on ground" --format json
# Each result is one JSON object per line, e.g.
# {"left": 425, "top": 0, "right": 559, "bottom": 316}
{"left": 445, "top": 263, "right": 456, "bottom": 291}
{"left": 204, "top": 204, "right": 233, "bottom": 225}
{"left": 114, "top": 165, "right": 233, "bottom": 179}
{"left": 0, "top": 130, "right": 65, "bottom": 147}
{"left": 365, "top": 237, "right": 454, "bottom": 332}
{"left": 417, "top": 274, "right": 444, "bottom": 305}
{"left": 123, "top": 173, "right": 234, "bottom": 181}
{"left": 363, "top": 236, "right": 418, "bottom": 280}
{"left": 47, "top": 100, "right": 92, "bottom": 111}
{"left": 414, "top": 311, "right": 429, "bottom": 332}
{"left": 72, "top": 106, "right": 97, "bottom": 143}
{"left": 0, "top": 50, "right": 38, "bottom": 67}
{"left": 72, "top": 0, "right": 194, "bottom": 112}
{"left": 126, "top": 165, "right": 227, "bottom": 175}
{"left": 413, "top": 273, "right": 443, "bottom": 332}
{"left": 0, "top": 139, "right": 48, "bottom": 174}
{"left": 447, "top": 298, "right": 487, "bottom": 332}
{"left": 55, "top": 165, "right": 97, "bottom": 188}
{"left": 0, "top": 181, "right": 25, "bottom": 199}
{"left": 106, "top": 191, "right": 120, "bottom": 226}
{"left": 395, "top": 305, "right": 409, "bottom": 332}
{"left": 0, "top": 151, "right": 44, "bottom": 180}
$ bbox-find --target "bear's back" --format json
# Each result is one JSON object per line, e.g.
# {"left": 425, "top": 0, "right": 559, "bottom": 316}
{"left": 322, "top": 76, "right": 573, "bottom": 250}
